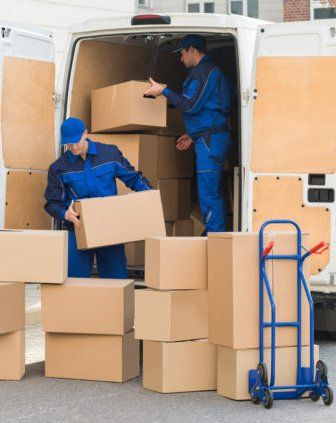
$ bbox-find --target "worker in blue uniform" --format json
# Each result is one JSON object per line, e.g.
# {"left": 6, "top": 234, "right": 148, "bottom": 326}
{"left": 145, "top": 34, "right": 231, "bottom": 234}
{"left": 44, "top": 117, "right": 151, "bottom": 278}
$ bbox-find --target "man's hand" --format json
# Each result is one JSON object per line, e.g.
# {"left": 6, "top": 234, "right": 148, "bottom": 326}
{"left": 144, "top": 77, "right": 165, "bottom": 98}
{"left": 176, "top": 134, "right": 193, "bottom": 151}
{"left": 65, "top": 201, "right": 81, "bottom": 228}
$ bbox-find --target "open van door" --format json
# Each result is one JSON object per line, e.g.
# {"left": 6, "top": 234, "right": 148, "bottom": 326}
{"left": 248, "top": 20, "right": 336, "bottom": 283}
{"left": 0, "top": 23, "right": 55, "bottom": 229}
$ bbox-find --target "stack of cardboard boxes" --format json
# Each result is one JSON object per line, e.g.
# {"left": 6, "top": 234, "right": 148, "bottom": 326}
{"left": 42, "top": 278, "right": 139, "bottom": 382}
{"left": 207, "top": 232, "right": 318, "bottom": 400}
{"left": 135, "top": 236, "right": 217, "bottom": 393}
{"left": 90, "top": 80, "right": 195, "bottom": 267}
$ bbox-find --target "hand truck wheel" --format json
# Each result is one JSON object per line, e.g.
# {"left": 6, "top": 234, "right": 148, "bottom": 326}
{"left": 322, "top": 386, "right": 333, "bottom": 406}
{"left": 309, "top": 391, "right": 320, "bottom": 402}
{"left": 316, "top": 360, "right": 328, "bottom": 380}
{"left": 262, "top": 388, "right": 274, "bottom": 409}
{"left": 257, "top": 362, "right": 269, "bottom": 386}
{"left": 251, "top": 397, "right": 261, "bottom": 405}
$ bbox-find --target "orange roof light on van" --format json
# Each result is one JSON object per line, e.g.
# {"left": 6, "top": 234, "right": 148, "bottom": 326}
{"left": 131, "top": 14, "right": 171, "bottom": 25}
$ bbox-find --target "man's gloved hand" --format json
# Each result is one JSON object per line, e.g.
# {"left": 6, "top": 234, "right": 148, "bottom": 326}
{"left": 65, "top": 201, "right": 81, "bottom": 228}
{"left": 176, "top": 134, "right": 193, "bottom": 151}
{"left": 144, "top": 77, "right": 165, "bottom": 98}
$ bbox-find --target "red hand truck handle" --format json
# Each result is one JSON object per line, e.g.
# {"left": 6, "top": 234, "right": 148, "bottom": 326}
{"left": 309, "top": 241, "right": 329, "bottom": 255}
{"left": 262, "top": 241, "right": 275, "bottom": 257}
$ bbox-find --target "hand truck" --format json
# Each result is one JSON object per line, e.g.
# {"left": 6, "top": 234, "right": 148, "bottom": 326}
{"left": 249, "top": 219, "right": 333, "bottom": 409}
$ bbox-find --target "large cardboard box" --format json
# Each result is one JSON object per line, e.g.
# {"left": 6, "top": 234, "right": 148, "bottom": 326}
{"left": 125, "top": 241, "right": 145, "bottom": 266}
{"left": 0, "top": 330, "right": 25, "bottom": 380}
{"left": 165, "top": 219, "right": 193, "bottom": 236}
{"left": 145, "top": 237, "right": 207, "bottom": 290}
{"left": 45, "top": 331, "right": 139, "bottom": 382}
{"left": 147, "top": 107, "right": 186, "bottom": 136}
{"left": 41, "top": 278, "right": 134, "bottom": 335}
{"left": 74, "top": 191, "right": 166, "bottom": 249}
{"left": 143, "top": 339, "right": 217, "bottom": 393}
{"left": 135, "top": 289, "right": 208, "bottom": 341}
{"left": 208, "top": 232, "right": 310, "bottom": 349}
{"left": 87, "top": 133, "right": 194, "bottom": 179}
{"left": 91, "top": 80, "right": 167, "bottom": 133}
{"left": 0, "top": 230, "right": 67, "bottom": 284}
{"left": 0, "top": 283, "right": 24, "bottom": 334}
{"left": 150, "top": 179, "right": 191, "bottom": 221}
{"left": 217, "top": 344, "right": 319, "bottom": 400}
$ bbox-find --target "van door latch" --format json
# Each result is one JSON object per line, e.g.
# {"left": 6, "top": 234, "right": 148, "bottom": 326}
{"left": 242, "top": 89, "right": 253, "bottom": 107}
{"left": 53, "top": 92, "right": 62, "bottom": 106}
{"left": 1, "top": 27, "right": 11, "bottom": 38}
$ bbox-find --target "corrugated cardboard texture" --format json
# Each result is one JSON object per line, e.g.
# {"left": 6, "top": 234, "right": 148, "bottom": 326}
{"left": 149, "top": 179, "right": 191, "bottom": 221}
{"left": 91, "top": 81, "right": 167, "bottom": 133}
{"left": 208, "top": 232, "right": 310, "bottom": 349}
{"left": 251, "top": 57, "right": 336, "bottom": 174}
{"left": 1, "top": 57, "right": 55, "bottom": 170}
{"left": 143, "top": 339, "right": 217, "bottom": 393}
{"left": 217, "top": 345, "right": 319, "bottom": 400}
{"left": 70, "top": 40, "right": 186, "bottom": 131}
{"left": 165, "top": 220, "right": 193, "bottom": 236}
{"left": 5, "top": 170, "right": 52, "bottom": 230}
{"left": 135, "top": 289, "right": 208, "bottom": 341}
{"left": 147, "top": 108, "right": 186, "bottom": 136}
{"left": 42, "top": 279, "right": 134, "bottom": 335}
{"left": 87, "top": 134, "right": 194, "bottom": 180}
{"left": 74, "top": 191, "right": 165, "bottom": 249}
{"left": 125, "top": 242, "right": 145, "bottom": 266}
{"left": 145, "top": 237, "right": 207, "bottom": 290}
{"left": 45, "top": 331, "right": 139, "bottom": 382}
{"left": 0, "top": 230, "right": 67, "bottom": 284}
{"left": 252, "top": 176, "right": 329, "bottom": 274}
{"left": 0, "top": 330, "right": 25, "bottom": 380}
{"left": 0, "top": 283, "right": 24, "bottom": 334}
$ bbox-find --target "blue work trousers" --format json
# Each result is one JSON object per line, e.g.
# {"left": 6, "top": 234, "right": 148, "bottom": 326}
{"left": 67, "top": 230, "right": 128, "bottom": 278}
{"left": 194, "top": 132, "right": 231, "bottom": 234}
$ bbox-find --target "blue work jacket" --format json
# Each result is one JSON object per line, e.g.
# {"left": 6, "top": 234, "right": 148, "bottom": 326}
{"left": 44, "top": 139, "right": 150, "bottom": 228}
{"left": 163, "top": 55, "right": 231, "bottom": 138}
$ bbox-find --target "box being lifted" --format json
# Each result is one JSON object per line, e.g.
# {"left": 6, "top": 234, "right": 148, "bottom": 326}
{"left": 74, "top": 191, "right": 166, "bottom": 250}
{"left": 91, "top": 80, "right": 167, "bottom": 133}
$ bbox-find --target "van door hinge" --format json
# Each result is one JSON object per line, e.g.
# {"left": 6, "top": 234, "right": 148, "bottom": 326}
{"left": 53, "top": 92, "right": 62, "bottom": 106}
{"left": 242, "top": 89, "right": 253, "bottom": 107}
{"left": 1, "top": 27, "right": 11, "bottom": 38}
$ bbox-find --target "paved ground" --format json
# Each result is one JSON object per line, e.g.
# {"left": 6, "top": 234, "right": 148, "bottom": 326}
{"left": 0, "top": 322, "right": 330, "bottom": 423}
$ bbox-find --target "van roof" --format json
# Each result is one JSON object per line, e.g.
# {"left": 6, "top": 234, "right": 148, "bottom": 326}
{"left": 71, "top": 13, "right": 271, "bottom": 36}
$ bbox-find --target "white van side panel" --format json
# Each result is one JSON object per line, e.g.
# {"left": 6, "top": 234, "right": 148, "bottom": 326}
{"left": 247, "top": 21, "right": 336, "bottom": 286}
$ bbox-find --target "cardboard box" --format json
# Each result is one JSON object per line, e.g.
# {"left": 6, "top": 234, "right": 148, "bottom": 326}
{"left": 87, "top": 133, "right": 194, "bottom": 179}
{"left": 150, "top": 179, "right": 191, "bottom": 221}
{"left": 208, "top": 232, "right": 309, "bottom": 349}
{"left": 145, "top": 237, "right": 207, "bottom": 290}
{"left": 0, "top": 330, "right": 25, "bottom": 380}
{"left": 74, "top": 191, "right": 166, "bottom": 249}
{"left": 41, "top": 278, "right": 134, "bottom": 335}
{"left": 143, "top": 339, "right": 216, "bottom": 393}
{"left": 45, "top": 331, "right": 139, "bottom": 382}
{"left": 0, "top": 283, "right": 24, "bottom": 334}
{"left": 125, "top": 241, "right": 145, "bottom": 266}
{"left": 0, "top": 230, "right": 67, "bottom": 284}
{"left": 165, "top": 220, "right": 193, "bottom": 236}
{"left": 217, "top": 344, "right": 319, "bottom": 400}
{"left": 147, "top": 108, "right": 186, "bottom": 136}
{"left": 135, "top": 289, "right": 208, "bottom": 341}
{"left": 91, "top": 80, "right": 167, "bottom": 133}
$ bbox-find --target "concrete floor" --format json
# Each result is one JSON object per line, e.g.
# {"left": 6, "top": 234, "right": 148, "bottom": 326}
{"left": 0, "top": 324, "right": 332, "bottom": 423}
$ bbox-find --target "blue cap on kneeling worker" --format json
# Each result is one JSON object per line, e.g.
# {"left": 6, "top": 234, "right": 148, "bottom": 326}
{"left": 61, "top": 117, "right": 86, "bottom": 145}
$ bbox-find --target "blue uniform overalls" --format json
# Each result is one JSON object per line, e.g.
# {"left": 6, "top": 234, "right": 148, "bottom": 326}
{"left": 44, "top": 139, "right": 150, "bottom": 278}
{"left": 163, "top": 55, "right": 231, "bottom": 233}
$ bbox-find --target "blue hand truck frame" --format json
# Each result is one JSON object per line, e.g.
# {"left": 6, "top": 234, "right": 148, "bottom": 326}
{"left": 248, "top": 219, "right": 333, "bottom": 409}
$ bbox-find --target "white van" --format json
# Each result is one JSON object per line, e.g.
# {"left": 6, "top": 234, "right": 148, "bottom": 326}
{"left": 1, "top": 13, "right": 336, "bottom": 334}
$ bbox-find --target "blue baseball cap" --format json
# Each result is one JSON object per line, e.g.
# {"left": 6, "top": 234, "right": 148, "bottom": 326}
{"left": 173, "top": 34, "right": 207, "bottom": 53}
{"left": 61, "top": 117, "right": 86, "bottom": 145}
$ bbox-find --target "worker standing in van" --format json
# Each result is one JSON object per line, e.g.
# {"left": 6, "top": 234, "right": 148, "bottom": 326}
{"left": 145, "top": 34, "right": 231, "bottom": 233}
{"left": 44, "top": 117, "right": 151, "bottom": 278}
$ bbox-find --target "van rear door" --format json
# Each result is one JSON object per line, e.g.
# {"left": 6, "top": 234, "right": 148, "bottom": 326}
{"left": 0, "top": 23, "right": 55, "bottom": 229}
{"left": 248, "top": 21, "right": 336, "bottom": 282}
